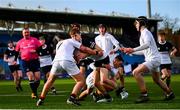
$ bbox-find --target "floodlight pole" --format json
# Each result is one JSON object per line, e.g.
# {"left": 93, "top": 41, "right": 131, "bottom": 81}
{"left": 147, "top": 0, "right": 151, "bottom": 18}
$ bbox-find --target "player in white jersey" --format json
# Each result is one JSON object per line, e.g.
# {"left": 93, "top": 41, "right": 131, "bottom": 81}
{"left": 89, "top": 24, "right": 120, "bottom": 102}
{"left": 121, "top": 16, "right": 175, "bottom": 103}
{"left": 78, "top": 54, "right": 128, "bottom": 101}
{"left": 157, "top": 30, "right": 177, "bottom": 88}
{"left": 36, "top": 29, "right": 103, "bottom": 106}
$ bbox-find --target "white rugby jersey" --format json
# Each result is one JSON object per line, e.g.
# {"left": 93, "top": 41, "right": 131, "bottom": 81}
{"left": 94, "top": 33, "right": 119, "bottom": 60}
{"left": 139, "top": 28, "right": 160, "bottom": 62}
{"left": 53, "top": 39, "right": 81, "bottom": 62}
{"left": 109, "top": 53, "right": 120, "bottom": 77}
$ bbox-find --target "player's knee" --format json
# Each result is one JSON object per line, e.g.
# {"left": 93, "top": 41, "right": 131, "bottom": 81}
{"left": 132, "top": 70, "right": 139, "bottom": 77}
{"left": 101, "top": 79, "right": 108, "bottom": 84}
{"left": 94, "top": 81, "right": 101, "bottom": 87}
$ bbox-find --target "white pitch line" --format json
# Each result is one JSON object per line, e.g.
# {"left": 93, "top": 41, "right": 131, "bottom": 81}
{"left": 0, "top": 94, "right": 66, "bottom": 96}
{"left": 0, "top": 91, "right": 69, "bottom": 97}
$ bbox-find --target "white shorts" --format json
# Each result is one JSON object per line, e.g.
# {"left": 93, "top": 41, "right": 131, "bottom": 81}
{"left": 50, "top": 60, "right": 80, "bottom": 76}
{"left": 143, "top": 60, "right": 160, "bottom": 72}
{"left": 86, "top": 72, "right": 94, "bottom": 89}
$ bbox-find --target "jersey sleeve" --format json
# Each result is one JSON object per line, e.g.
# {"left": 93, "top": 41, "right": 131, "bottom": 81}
{"left": 110, "top": 35, "right": 120, "bottom": 51}
{"left": 72, "top": 40, "right": 81, "bottom": 49}
{"left": 142, "top": 32, "right": 151, "bottom": 45}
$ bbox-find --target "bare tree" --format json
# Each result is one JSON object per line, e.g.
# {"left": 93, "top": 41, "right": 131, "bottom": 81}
{"left": 153, "top": 13, "right": 179, "bottom": 32}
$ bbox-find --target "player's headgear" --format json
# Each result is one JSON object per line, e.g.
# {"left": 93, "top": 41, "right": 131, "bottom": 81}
{"left": 136, "top": 16, "right": 148, "bottom": 27}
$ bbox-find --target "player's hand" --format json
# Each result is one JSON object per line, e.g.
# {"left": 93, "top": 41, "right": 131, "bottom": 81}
{"left": 12, "top": 61, "right": 17, "bottom": 65}
{"left": 119, "top": 47, "right": 125, "bottom": 52}
{"left": 123, "top": 48, "right": 134, "bottom": 54}
{"left": 170, "top": 51, "right": 176, "bottom": 57}
{"left": 110, "top": 50, "right": 115, "bottom": 55}
{"left": 97, "top": 51, "right": 103, "bottom": 56}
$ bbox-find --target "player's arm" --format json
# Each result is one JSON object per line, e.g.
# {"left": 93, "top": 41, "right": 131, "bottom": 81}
{"left": 133, "top": 43, "right": 149, "bottom": 52}
{"left": 94, "top": 44, "right": 103, "bottom": 51}
{"left": 121, "top": 40, "right": 149, "bottom": 54}
{"left": 3, "top": 52, "right": 9, "bottom": 63}
{"left": 79, "top": 45, "right": 102, "bottom": 56}
{"left": 170, "top": 46, "right": 177, "bottom": 56}
{"left": 132, "top": 51, "right": 144, "bottom": 55}
{"left": 110, "top": 35, "right": 120, "bottom": 54}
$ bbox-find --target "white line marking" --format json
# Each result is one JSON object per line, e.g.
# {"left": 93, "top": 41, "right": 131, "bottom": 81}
{"left": 0, "top": 94, "right": 66, "bottom": 96}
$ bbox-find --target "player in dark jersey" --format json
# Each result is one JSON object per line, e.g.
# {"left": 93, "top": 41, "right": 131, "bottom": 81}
{"left": 157, "top": 30, "right": 177, "bottom": 88}
{"left": 71, "top": 23, "right": 95, "bottom": 80}
{"left": 4, "top": 41, "right": 23, "bottom": 92}
{"left": 38, "top": 36, "right": 57, "bottom": 94}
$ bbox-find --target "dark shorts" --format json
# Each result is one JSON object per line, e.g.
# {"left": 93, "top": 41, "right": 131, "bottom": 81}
{"left": 9, "top": 65, "right": 21, "bottom": 73}
{"left": 94, "top": 56, "right": 110, "bottom": 67}
{"left": 160, "top": 64, "right": 172, "bottom": 70}
{"left": 79, "top": 58, "right": 94, "bottom": 68}
{"left": 22, "top": 59, "right": 40, "bottom": 73}
{"left": 40, "top": 65, "right": 52, "bottom": 75}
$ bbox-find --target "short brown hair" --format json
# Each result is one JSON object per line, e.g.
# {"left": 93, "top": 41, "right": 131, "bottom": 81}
{"left": 69, "top": 28, "right": 80, "bottom": 36}
{"left": 158, "top": 30, "right": 166, "bottom": 36}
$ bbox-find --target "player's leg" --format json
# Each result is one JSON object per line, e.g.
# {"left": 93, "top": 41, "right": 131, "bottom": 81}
{"left": 78, "top": 88, "right": 93, "bottom": 101}
{"left": 93, "top": 68, "right": 106, "bottom": 94}
{"left": 43, "top": 66, "right": 57, "bottom": 95}
{"left": 166, "top": 69, "right": 171, "bottom": 88}
{"left": 161, "top": 68, "right": 168, "bottom": 80}
{"left": 36, "top": 73, "right": 56, "bottom": 106}
{"left": 152, "top": 71, "right": 175, "bottom": 101}
{"left": 66, "top": 73, "right": 85, "bottom": 106}
{"left": 132, "top": 64, "right": 149, "bottom": 103}
{"left": 100, "top": 68, "right": 117, "bottom": 91}
{"left": 17, "top": 69, "right": 23, "bottom": 91}
{"left": 115, "top": 69, "right": 128, "bottom": 99}
{"left": 12, "top": 71, "right": 19, "bottom": 92}
{"left": 26, "top": 71, "right": 38, "bottom": 98}
{"left": 161, "top": 64, "right": 172, "bottom": 88}
{"left": 36, "top": 61, "right": 60, "bottom": 106}
{"left": 100, "top": 68, "right": 117, "bottom": 89}
{"left": 78, "top": 71, "right": 94, "bottom": 101}
{"left": 9, "top": 66, "right": 19, "bottom": 91}
{"left": 93, "top": 67, "right": 112, "bottom": 103}
{"left": 22, "top": 60, "right": 37, "bottom": 98}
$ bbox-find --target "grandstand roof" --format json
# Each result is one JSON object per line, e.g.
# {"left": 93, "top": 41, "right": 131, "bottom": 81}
{"left": 0, "top": 7, "right": 161, "bottom": 25}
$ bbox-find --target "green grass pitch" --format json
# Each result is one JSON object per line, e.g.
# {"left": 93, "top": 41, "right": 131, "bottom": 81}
{"left": 0, "top": 75, "right": 180, "bottom": 109}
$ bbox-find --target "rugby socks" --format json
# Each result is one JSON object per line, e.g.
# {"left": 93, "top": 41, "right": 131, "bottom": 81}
{"left": 34, "top": 80, "right": 40, "bottom": 89}
{"left": 166, "top": 77, "right": 171, "bottom": 88}
{"left": 29, "top": 80, "right": 36, "bottom": 94}
{"left": 18, "top": 77, "right": 23, "bottom": 91}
